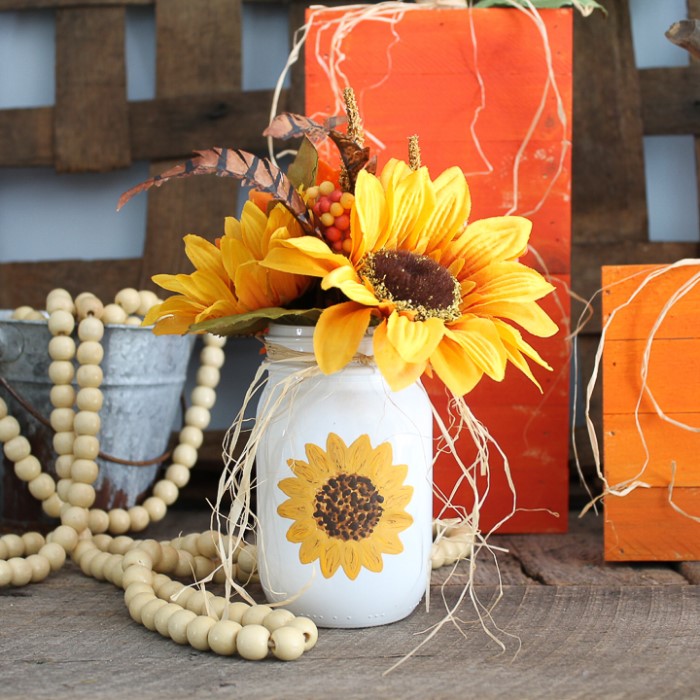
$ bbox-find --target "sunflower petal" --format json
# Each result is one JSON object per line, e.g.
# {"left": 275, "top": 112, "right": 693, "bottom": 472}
{"left": 262, "top": 237, "right": 348, "bottom": 278}
{"left": 320, "top": 539, "right": 342, "bottom": 578}
{"left": 373, "top": 320, "right": 427, "bottom": 391}
{"left": 341, "top": 541, "right": 362, "bottom": 580}
{"left": 469, "top": 299, "right": 559, "bottom": 337}
{"left": 386, "top": 313, "right": 445, "bottom": 364}
{"left": 351, "top": 169, "right": 388, "bottom": 258}
{"left": 359, "top": 540, "right": 384, "bottom": 573}
{"left": 448, "top": 317, "right": 508, "bottom": 381}
{"left": 430, "top": 334, "right": 484, "bottom": 396}
{"left": 313, "top": 302, "right": 373, "bottom": 375}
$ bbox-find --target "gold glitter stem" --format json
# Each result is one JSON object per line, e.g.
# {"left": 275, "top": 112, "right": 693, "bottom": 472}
{"left": 343, "top": 87, "right": 365, "bottom": 147}
{"left": 408, "top": 135, "right": 422, "bottom": 171}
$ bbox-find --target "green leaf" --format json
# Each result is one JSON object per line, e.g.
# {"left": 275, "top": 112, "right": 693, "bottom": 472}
{"left": 473, "top": 0, "right": 606, "bottom": 15}
{"left": 190, "top": 307, "right": 322, "bottom": 337}
{"left": 287, "top": 137, "right": 319, "bottom": 191}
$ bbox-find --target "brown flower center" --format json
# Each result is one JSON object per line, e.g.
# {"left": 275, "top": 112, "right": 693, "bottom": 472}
{"left": 313, "top": 473, "right": 384, "bottom": 542}
{"left": 364, "top": 249, "right": 461, "bottom": 321}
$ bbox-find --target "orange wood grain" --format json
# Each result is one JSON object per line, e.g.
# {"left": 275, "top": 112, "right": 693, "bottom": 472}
{"left": 604, "top": 412, "right": 700, "bottom": 487}
{"left": 605, "top": 487, "right": 700, "bottom": 561}
{"left": 602, "top": 264, "right": 700, "bottom": 340}
{"left": 305, "top": 7, "right": 572, "bottom": 533}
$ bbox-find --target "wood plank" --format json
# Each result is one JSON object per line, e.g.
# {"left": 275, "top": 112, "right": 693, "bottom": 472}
{"left": 0, "top": 259, "right": 141, "bottom": 310}
{"left": 2, "top": 573, "right": 699, "bottom": 697}
{"left": 54, "top": 7, "right": 131, "bottom": 172}
{"left": 0, "top": 108, "right": 53, "bottom": 167}
{"left": 572, "top": 0, "right": 647, "bottom": 245}
{"left": 605, "top": 487, "right": 700, "bottom": 561}
{"left": 139, "top": 0, "right": 243, "bottom": 290}
{"left": 507, "top": 512, "right": 687, "bottom": 583}
{"left": 603, "top": 338, "right": 700, "bottom": 415}
{"left": 639, "top": 66, "right": 700, "bottom": 135}
{"left": 0, "top": 0, "right": 151, "bottom": 8}
{"left": 0, "top": 91, "right": 288, "bottom": 168}
{"left": 604, "top": 412, "right": 700, "bottom": 486}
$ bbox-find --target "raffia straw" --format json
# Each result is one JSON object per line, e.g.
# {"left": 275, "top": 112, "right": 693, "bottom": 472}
{"left": 579, "top": 259, "right": 700, "bottom": 519}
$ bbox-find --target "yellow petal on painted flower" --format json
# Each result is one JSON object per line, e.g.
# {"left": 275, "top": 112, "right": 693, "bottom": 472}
{"left": 341, "top": 540, "right": 362, "bottom": 580}
{"left": 278, "top": 476, "right": 314, "bottom": 499}
{"left": 448, "top": 316, "right": 508, "bottom": 382}
{"left": 287, "top": 519, "right": 317, "bottom": 542}
{"left": 430, "top": 333, "right": 484, "bottom": 396}
{"left": 313, "top": 301, "right": 374, "bottom": 375}
{"left": 320, "top": 539, "right": 343, "bottom": 578}
{"left": 305, "top": 442, "right": 335, "bottom": 479}
{"left": 326, "top": 433, "right": 347, "bottom": 473}
{"left": 386, "top": 313, "right": 445, "bottom": 365}
{"left": 373, "top": 320, "right": 427, "bottom": 392}
{"left": 359, "top": 540, "right": 384, "bottom": 573}
{"left": 350, "top": 169, "right": 388, "bottom": 258}
{"left": 298, "top": 531, "right": 324, "bottom": 564}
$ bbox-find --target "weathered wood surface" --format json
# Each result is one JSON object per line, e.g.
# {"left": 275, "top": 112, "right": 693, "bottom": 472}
{"left": 2, "top": 509, "right": 700, "bottom": 699}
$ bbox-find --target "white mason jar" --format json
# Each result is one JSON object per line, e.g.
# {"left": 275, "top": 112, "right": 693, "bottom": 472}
{"left": 255, "top": 324, "right": 433, "bottom": 628}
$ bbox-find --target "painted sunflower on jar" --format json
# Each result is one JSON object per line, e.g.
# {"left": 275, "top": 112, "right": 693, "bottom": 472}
{"left": 262, "top": 156, "right": 557, "bottom": 395}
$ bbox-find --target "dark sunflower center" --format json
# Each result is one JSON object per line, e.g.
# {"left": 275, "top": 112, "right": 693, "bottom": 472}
{"left": 313, "top": 473, "right": 384, "bottom": 542}
{"left": 364, "top": 249, "right": 461, "bottom": 321}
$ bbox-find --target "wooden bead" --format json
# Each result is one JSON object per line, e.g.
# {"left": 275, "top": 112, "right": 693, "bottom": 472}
{"left": 8, "top": 557, "right": 33, "bottom": 586}
{"left": 157, "top": 580, "right": 184, "bottom": 603}
{"left": 108, "top": 508, "right": 131, "bottom": 535}
{"left": 108, "top": 535, "right": 134, "bottom": 555}
{"left": 193, "top": 556, "right": 215, "bottom": 580}
{"left": 184, "top": 406, "right": 210, "bottom": 430}
{"left": 213, "top": 566, "right": 228, "bottom": 585}
{"left": 209, "top": 596, "right": 228, "bottom": 620}
{"left": 73, "top": 435, "right": 99, "bottom": 460}
{"left": 0, "top": 560, "right": 12, "bottom": 587}
{"left": 39, "top": 542, "right": 67, "bottom": 571}
{"left": 61, "top": 505, "right": 89, "bottom": 533}
{"left": 77, "top": 316, "right": 104, "bottom": 342}
{"left": 76, "top": 387, "right": 103, "bottom": 413}
{"left": 3, "top": 435, "right": 31, "bottom": 463}
{"left": 48, "top": 360, "right": 75, "bottom": 385}
{"left": 89, "top": 551, "right": 112, "bottom": 580}
{"left": 42, "top": 493, "right": 63, "bottom": 518}
{"left": 207, "top": 620, "right": 241, "bottom": 656}
{"left": 237, "top": 545, "right": 257, "bottom": 575}
{"left": 71, "top": 540, "right": 97, "bottom": 563}
{"left": 125, "top": 316, "right": 142, "bottom": 326}
{"left": 156, "top": 545, "right": 179, "bottom": 574}
{"left": 26, "top": 311, "right": 46, "bottom": 321}
{"left": 241, "top": 604, "right": 273, "bottom": 627}
{"left": 0, "top": 397, "right": 6, "bottom": 418}
{"left": 47, "top": 288, "right": 72, "bottom": 302}
{"left": 50, "top": 408, "right": 74, "bottom": 432}
{"left": 154, "top": 603, "right": 182, "bottom": 637}
{"left": 203, "top": 333, "right": 227, "bottom": 348}
{"left": 48, "top": 335, "right": 76, "bottom": 361}
{"left": 143, "top": 496, "right": 167, "bottom": 522}
{"left": 71, "top": 458, "right": 98, "bottom": 484}
{"left": 122, "top": 564, "right": 153, "bottom": 588}
{"left": 114, "top": 288, "right": 141, "bottom": 314}
{"left": 56, "top": 478, "right": 72, "bottom": 501}
{"left": 55, "top": 455, "right": 74, "bottom": 479}
{"left": 79, "top": 547, "right": 101, "bottom": 576}
{"left": 173, "top": 551, "right": 195, "bottom": 579}
{"left": 129, "top": 591, "right": 157, "bottom": 624}
{"left": 53, "top": 431, "right": 75, "bottom": 456}
{"left": 196, "top": 531, "right": 219, "bottom": 559}
{"left": 235, "top": 624, "right": 270, "bottom": 660}
{"left": 187, "top": 615, "right": 216, "bottom": 650}
{"left": 21, "top": 532, "right": 45, "bottom": 554}
{"left": 200, "top": 346, "right": 225, "bottom": 369}
{"left": 12, "top": 305, "right": 34, "bottom": 320}
{"left": 47, "top": 309, "right": 76, "bottom": 336}
{"left": 270, "top": 626, "right": 306, "bottom": 661}
{"left": 91, "top": 534, "right": 111, "bottom": 551}
{"left": 180, "top": 533, "right": 201, "bottom": 557}
{"left": 178, "top": 426, "right": 203, "bottom": 449}
{"left": 186, "top": 589, "right": 214, "bottom": 616}
{"left": 45, "top": 296, "right": 74, "bottom": 315}
{"left": 2, "top": 534, "right": 24, "bottom": 557}
{"left": 76, "top": 341, "right": 104, "bottom": 365}
{"left": 50, "top": 384, "right": 76, "bottom": 408}
{"left": 226, "top": 602, "right": 250, "bottom": 624}
{"left": 165, "top": 464, "right": 190, "bottom": 488}
{"left": 263, "top": 608, "right": 296, "bottom": 633}
{"left": 140, "top": 598, "right": 168, "bottom": 631}
{"left": 167, "top": 609, "right": 197, "bottom": 644}
{"left": 67, "top": 482, "right": 95, "bottom": 508}
{"left": 288, "top": 616, "right": 319, "bottom": 651}
{"left": 28, "top": 556, "right": 51, "bottom": 584}
{"left": 190, "top": 386, "right": 216, "bottom": 410}
{"left": 51, "top": 524, "right": 79, "bottom": 550}
{"left": 14, "top": 455, "right": 41, "bottom": 482}
{"left": 151, "top": 572, "right": 171, "bottom": 593}
{"left": 28, "top": 473, "right": 56, "bottom": 501}
{"left": 101, "top": 303, "right": 128, "bottom": 325}
{"left": 124, "top": 582, "right": 154, "bottom": 606}
{"left": 0, "top": 416, "right": 21, "bottom": 442}
{"left": 172, "top": 443, "right": 198, "bottom": 468}
{"left": 195, "top": 365, "right": 220, "bottom": 389}
{"left": 0, "top": 540, "right": 8, "bottom": 559}
{"left": 122, "top": 549, "right": 153, "bottom": 570}
{"left": 76, "top": 364, "right": 103, "bottom": 388}
{"left": 153, "top": 479, "right": 179, "bottom": 506}
{"left": 76, "top": 295, "right": 104, "bottom": 320}
{"left": 87, "top": 508, "right": 110, "bottom": 534}
{"left": 73, "top": 411, "right": 101, "bottom": 436}
{"left": 136, "top": 539, "right": 162, "bottom": 568}
{"left": 137, "top": 290, "right": 160, "bottom": 316}
{"left": 128, "top": 506, "right": 150, "bottom": 532}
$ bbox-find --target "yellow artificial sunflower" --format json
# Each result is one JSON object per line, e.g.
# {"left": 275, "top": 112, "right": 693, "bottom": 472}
{"left": 262, "top": 159, "right": 557, "bottom": 395}
{"left": 277, "top": 432, "right": 414, "bottom": 580}
{"left": 143, "top": 200, "right": 310, "bottom": 334}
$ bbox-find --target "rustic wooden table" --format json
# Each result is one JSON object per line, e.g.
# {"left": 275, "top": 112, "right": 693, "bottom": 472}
{"left": 1, "top": 508, "right": 698, "bottom": 700}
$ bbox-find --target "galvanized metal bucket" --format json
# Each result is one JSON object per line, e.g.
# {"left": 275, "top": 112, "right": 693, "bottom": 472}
{"left": 0, "top": 311, "right": 194, "bottom": 530}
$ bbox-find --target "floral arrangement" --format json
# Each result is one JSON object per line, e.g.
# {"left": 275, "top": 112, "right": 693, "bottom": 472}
{"left": 120, "top": 88, "right": 557, "bottom": 396}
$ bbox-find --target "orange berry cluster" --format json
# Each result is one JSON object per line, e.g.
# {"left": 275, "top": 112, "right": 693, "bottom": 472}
{"left": 306, "top": 180, "right": 354, "bottom": 254}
